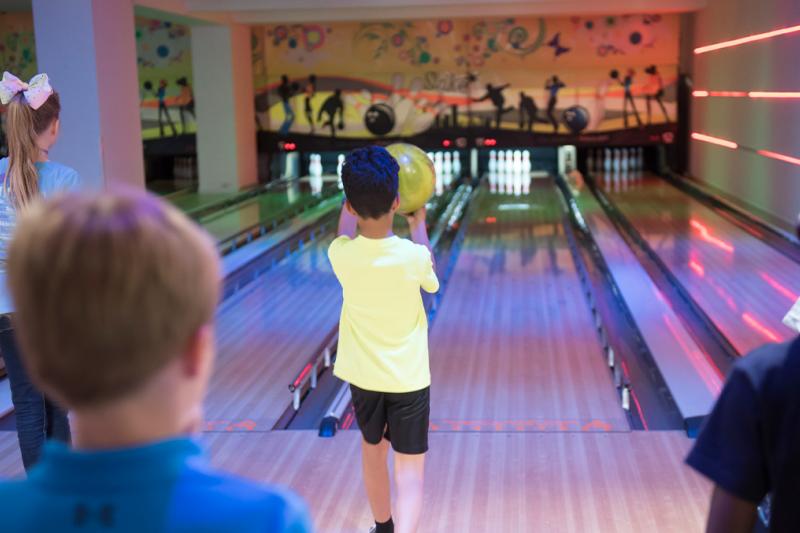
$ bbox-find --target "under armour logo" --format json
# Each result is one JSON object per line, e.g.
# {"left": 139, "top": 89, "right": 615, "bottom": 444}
{"left": 73, "top": 503, "right": 115, "bottom": 527}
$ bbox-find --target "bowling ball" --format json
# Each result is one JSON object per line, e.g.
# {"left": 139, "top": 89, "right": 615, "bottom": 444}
{"left": 610, "top": 69, "right": 619, "bottom": 79}
{"left": 562, "top": 105, "right": 590, "bottom": 134}
{"left": 364, "top": 103, "right": 395, "bottom": 136}
{"left": 386, "top": 143, "right": 435, "bottom": 214}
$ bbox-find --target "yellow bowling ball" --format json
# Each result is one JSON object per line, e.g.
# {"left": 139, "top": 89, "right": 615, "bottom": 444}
{"left": 386, "top": 143, "right": 436, "bottom": 214}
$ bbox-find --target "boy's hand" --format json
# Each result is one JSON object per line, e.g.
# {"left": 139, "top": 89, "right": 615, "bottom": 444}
{"left": 404, "top": 207, "right": 427, "bottom": 231}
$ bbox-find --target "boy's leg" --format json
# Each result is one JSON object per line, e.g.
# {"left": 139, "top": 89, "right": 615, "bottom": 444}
{"left": 393, "top": 452, "right": 425, "bottom": 533}
{"left": 385, "top": 387, "right": 430, "bottom": 533}
{"left": 350, "top": 384, "right": 394, "bottom": 529}
{"left": 361, "top": 437, "right": 392, "bottom": 523}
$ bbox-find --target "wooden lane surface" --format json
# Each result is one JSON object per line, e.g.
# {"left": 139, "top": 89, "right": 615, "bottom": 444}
{"left": 0, "top": 429, "right": 712, "bottom": 533}
{"left": 205, "top": 233, "right": 341, "bottom": 428}
{"left": 604, "top": 174, "right": 800, "bottom": 354}
{"left": 429, "top": 182, "right": 628, "bottom": 431}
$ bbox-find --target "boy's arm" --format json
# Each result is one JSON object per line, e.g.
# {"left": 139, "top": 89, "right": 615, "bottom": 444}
{"left": 705, "top": 486, "right": 757, "bottom": 533}
{"left": 405, "top": 207, "right": 439, "bottom": 293}
{"left": 405, "top": 207, "right": 434, "bottom": 268}
{"left": 337, "top": 199, "right": 358, "bottom": 238}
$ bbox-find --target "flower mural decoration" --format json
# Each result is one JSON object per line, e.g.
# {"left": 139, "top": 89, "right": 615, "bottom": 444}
{"left": 269, "top": 24, "right": 328, "bottom": 52}
{"left": 572, "top": 14, "right": 665, "bottom": 56}
{"left": 452, "top": 18, "right": 547, "bottom": 68}
{"left": 135, "top": 18, "right": 189, "bottom": 68}
{"left": 354, "top": 22, "right": 437, "bottom": 65}
{"left": 0, "top": 29, "right": 36, "bottom": 81}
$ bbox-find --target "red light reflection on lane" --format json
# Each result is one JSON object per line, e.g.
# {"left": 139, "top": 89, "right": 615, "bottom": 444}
{"left": 662, "top": 314, "right": 723, "bottom": 394}
{"left": 759, "top": 272, "right": 799, "bottom": 302}
{"left": 688, "top": 260, "right": 705, "bottom": 277}
{"left": 742, "top": 313, "right": 782, "bottom": 342}
{"left": 690, "top": 219, "right": 735, "bottom": 253}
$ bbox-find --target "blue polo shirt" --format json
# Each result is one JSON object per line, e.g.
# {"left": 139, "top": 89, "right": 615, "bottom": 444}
{"left": 686, "top": 338, "right": 800, "bottom": 531}
{"left": 0, "top": 438, "right": 312, "bottom": 532}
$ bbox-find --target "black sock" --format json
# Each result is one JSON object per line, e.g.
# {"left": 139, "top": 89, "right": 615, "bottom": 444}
{"left": 375, "top": 517, "right": 394, "bottom": 533}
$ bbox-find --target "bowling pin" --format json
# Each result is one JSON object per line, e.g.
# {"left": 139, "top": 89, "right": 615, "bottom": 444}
{"left": 427, "top": 151, "right": 434, "bottom": 162}
{"left": 513, "top": 150, "right": 522, "bottom": 174}
{"left": 621, "top": 148, "right": 629, "bottom": 173}
{"left": 488, "top": 150, "right": 498, "bottom": 173}
{"left": 337, "top": 154, "right": 345, "bottom": 186}
{"left": 603, "top": 148, "right": 612, "bottom": 172}
{"left": 444, "top": 152, "right": 453, "bottom": 175}
{"left": 453, "top": 151, "right": 462, "bottom": 177}
{"left": 522, "top": 150, "right": 531, "bottom": 175}
{"left": 612, "top": 149, "right": 621, "bottom": 173}
{"left": 434, "top": 151, "right": 444, "bottom": 178}
{"left": 498, "top": 150, "right": 506, "bottom": 173}
{"left": 489, "top": 172, "right": 498, "bottom": 193}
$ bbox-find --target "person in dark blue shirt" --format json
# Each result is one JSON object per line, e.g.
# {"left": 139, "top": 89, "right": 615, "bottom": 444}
{"left": 545, "top": 75, "right": 565, "bottom": 133}
{"left": 686, "top": 339, "right": 800, "bottom": 532}
{"left": 0, "top": 190, "right": 312, "bottom": 533}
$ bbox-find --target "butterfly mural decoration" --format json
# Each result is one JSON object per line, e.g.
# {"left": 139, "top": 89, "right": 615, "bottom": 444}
{"left": 547, "top": 32, "right": 570, "bottom": 57}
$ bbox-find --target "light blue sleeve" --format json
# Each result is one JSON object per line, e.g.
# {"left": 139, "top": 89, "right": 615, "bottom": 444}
{"left": 56, "top": 166, "right": 81, "bottom": 192}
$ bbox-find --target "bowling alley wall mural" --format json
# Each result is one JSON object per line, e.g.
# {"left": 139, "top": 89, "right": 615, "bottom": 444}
{"left": 0, "top": 12, "right": 194, "bottom": 143}
{"left": 136, "top": 17, "right": 195, "bottom": 140}
{"left": 252, "top": 14, "right": 679, "bottom": 143}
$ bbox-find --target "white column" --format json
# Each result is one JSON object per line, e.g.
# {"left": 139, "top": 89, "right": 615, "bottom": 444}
{"left": 32, "top": 0, "right": 145, "bottom": 189}
{"left": 191, "top": 24, "right": 257, "bottom": 193}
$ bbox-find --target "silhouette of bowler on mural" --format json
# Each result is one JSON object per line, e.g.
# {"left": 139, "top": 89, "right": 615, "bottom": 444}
{"left": 278, "top": 75, "right": 299, "bottom": 135}
{"left": 473, "top": 83, "right": 513, "bottom": 129}
{"left": 176, "top": 77, "right": 195, "bottom": 134}
{"left": 518, "top": 91, "right": 539, "bottom": 132}
{"left": 545, "top": 76, "right": 566, "bottom": 133}
{"left": 318, "top": 89, "right": 345, "bottom": 138}
{"left": 611, "top": 68, "right": 643, "bottom": 128}
{"left": 644, "top": 65, "right": 669, "bottom": 124}
{"left": 304, "top": 75, "right": 317, "bottom": 134}
{"left": 144, "top": 79, "right": 177, "bottom": 138}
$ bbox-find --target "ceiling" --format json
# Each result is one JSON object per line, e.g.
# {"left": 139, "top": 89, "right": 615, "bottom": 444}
{"left": 1, "top": 0, "right": 707, "bottom": 24}
{"left": 181, "top": 0, "right": 707, "bottom": 23}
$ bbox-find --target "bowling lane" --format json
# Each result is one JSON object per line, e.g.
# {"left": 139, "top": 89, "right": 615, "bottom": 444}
{"left": 198, "top": 177, "right": 339, "bottom": 244}
{"left": 429, "top": 178, "right": 629, "bottom": 431}
{"left": 206, "top": 181, "right": 459, "bottom": 430}
{"left": 205, "top": 229, "right": 342, "bottom": 429}
{"left": 600, "top": 173, "right": 800, "bottom": 355}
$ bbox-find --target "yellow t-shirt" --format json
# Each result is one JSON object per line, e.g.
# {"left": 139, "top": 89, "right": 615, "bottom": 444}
{"left": 328, "top": 235, "right": 439, "bottom": 392}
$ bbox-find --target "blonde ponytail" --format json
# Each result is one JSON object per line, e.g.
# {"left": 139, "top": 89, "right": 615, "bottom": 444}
{"left": 4, "top": 91, "right": 60, "bottom": 208}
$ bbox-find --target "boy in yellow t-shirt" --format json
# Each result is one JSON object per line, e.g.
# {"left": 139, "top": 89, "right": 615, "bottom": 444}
{"left": 328, "top": 146, "right": 439, "bottom": 533}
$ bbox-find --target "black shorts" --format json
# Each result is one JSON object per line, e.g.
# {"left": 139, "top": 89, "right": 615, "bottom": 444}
{"left": 350, "top": 384, "right": 430, "bottom": 455}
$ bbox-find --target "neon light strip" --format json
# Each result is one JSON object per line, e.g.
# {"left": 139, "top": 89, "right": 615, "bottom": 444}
{"left": 742, "top": 313, "right": 781, "bottom": 342}
{"left": 691, "top": 133, "right": 738, "bottom": 149}
{"left": 757, "top": 149, "right": 800, "bottom": 166}
{"left": 693, "top": 90, "right": 800, "bottom": 99}
{"left": 695, "top": 24, "right": 800, "bottom": 54}
{"left": 692, "top": 132, "right": 800, "bottom": 167}
{"left": 749, "top": 91, "right": 800, "bottom": 98}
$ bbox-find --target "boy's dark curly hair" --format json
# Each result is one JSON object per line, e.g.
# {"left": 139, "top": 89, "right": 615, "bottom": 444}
{"left": 341, "top": 146, "right": 399, "bottom": 219}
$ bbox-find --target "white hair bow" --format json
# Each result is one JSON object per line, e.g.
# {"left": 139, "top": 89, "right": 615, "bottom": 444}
{"left": 0, "top": 72, "right": 53, "bottom": 110}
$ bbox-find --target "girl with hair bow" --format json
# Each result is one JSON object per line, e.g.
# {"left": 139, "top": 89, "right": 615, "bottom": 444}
{"left": 0, "top": 71, "right": 81, "bottom": 470}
